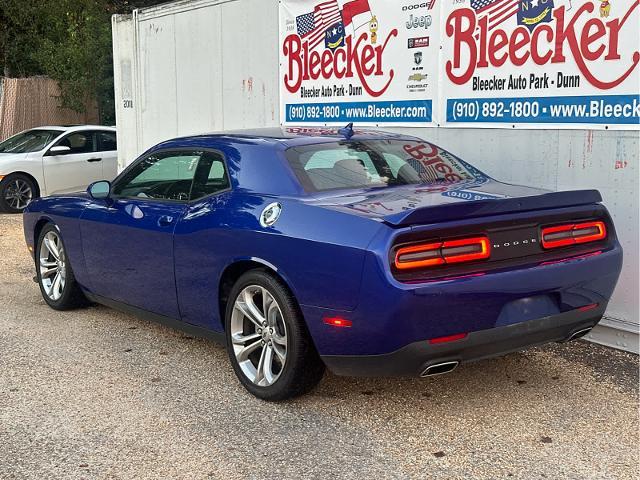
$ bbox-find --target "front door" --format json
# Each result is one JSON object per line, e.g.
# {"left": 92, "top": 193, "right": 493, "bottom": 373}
{"left": 80, "top": 150, "right": 202, "bottom": 319}
{"left": 43, "top": 131, "right": 103, "bottom": 194}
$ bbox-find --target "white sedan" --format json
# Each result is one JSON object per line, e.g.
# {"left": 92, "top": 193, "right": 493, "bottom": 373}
{"left": 0, "top": 125, "right": 118, "bottom": 212}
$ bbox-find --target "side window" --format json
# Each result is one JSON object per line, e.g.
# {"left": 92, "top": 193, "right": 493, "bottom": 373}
{"left": 112, "top": 151, "right": 201, "bottom": 202}
{"left": 97, "top": 131, "right": 117, "bottom": 152}
{"left": 55, "top": 132, "right": 96, "bottom": 154}
{"left": 190, "top": 151, "right": 230, "bottom": 200}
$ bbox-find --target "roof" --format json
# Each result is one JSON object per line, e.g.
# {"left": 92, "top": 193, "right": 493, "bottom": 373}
{"left": 31, "top": 125, "right": 116, "bottom": 132}
{"left": 157, "top": 126, "right": 421, "bottom": 149}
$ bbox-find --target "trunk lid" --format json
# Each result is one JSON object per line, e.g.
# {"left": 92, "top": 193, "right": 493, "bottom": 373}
{"left": 306, "top": 180, "right": 602, "bottom": 227}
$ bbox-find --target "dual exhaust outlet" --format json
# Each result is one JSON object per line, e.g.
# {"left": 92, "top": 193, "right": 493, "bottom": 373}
{"left": 564, "top": 326, "right": 593, "bottom": 342}
{"left": 421, "top": 360, "right": 459, "bottom": 377}
{"left": 420, "top": 326, "right": 594, "bottom": 378}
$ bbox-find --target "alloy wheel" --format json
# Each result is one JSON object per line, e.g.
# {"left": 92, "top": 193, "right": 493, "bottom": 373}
{"left": 230, "top": 285, "right": 288, "bottom": 386}
{"left": 39, "top": 231, "right": 66, "bottom": 301}
{"left": 4, "top": 179, "right": 33, "bottom": 210}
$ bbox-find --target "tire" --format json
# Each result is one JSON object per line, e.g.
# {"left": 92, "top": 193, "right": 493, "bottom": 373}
{"left": 225, "top": 270, "right": 325, "bottom": 401}
{"left": 0, "top": 173, "right": 37, "bottom": 213}
{"left": 36, "top": 223, "right": 88, "bottom": 310}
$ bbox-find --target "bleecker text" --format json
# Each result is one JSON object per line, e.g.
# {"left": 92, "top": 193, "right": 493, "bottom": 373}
{"left": 283, "top": 30, "right": 398, "bottom": 97}
{"left": 445, "top": 2, "right": 639, "bottom": 89}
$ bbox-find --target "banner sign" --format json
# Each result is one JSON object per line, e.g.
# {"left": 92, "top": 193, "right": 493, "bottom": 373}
{"left": 279, "top": 0, "right": 440, "bottom": 126}
{"left": 279, "top": 0, "right": 639, "bottom": 129}
{"left": 440, "top": 0, "right": 640, "bottom": 128}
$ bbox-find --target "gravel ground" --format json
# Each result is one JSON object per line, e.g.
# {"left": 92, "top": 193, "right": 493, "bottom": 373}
{"left": 0, "top": 213, "right": 638, "bottom": 480}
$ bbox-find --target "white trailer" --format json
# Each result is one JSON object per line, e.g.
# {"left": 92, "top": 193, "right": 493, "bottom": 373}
{"left": 112, "top": 0, "right": 639, "bottom": 353}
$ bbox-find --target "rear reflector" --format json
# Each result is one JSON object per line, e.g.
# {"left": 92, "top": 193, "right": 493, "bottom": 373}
{"left": 323, "top": 317, "right": 352, "bottom": 328}
{"left": 578, "top": 303, "right": 599, "bottom": 312}
{"left": 395, "top": 236, "right": 490, "bottom": 270}
{"left": 541, "top": 221, "right": 606, "bottom": 249}
{"left": 428, "top": 333, "right": 468, "bottom": 344}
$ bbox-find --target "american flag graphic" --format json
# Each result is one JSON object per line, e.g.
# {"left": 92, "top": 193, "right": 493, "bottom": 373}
{"left": 296, "top": 0, "right": 343, "bottom": 50}
{"left": 471, "top": 0, "right": 519, "bottom": 32}
{"left": 407, "top": 159, "right": 441, "bottom": 183}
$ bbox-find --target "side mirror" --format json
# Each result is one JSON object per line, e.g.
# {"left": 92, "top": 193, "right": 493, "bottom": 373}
{"left": 49, "top": 145, "right": 71, "bottom": 155}
{"left": 88, "top": 180, "right": 111, "bottom": 200}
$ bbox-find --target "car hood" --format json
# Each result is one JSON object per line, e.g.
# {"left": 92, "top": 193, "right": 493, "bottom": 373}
{"left": 304, "top": 180, "right": 602, "bottom": 227}
{"left": 0, "top": 152, "right": 29, "bottom": 167}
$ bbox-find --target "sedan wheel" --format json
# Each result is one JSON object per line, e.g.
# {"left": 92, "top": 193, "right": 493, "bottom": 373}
{"left": 225, "top": 270, "right": 325, "bottom": 400}
{"left": 5, "top": 178, "right": 33, "bottom": 210}
{"left": 0, "top": 174, "right": 37, "bottom": 213}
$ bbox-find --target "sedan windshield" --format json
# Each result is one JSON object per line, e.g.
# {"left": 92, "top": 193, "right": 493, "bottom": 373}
{"left": 0, "top": 129, "right": 62, "bottom": 153}
{"left": 285, "top": 140, "right": 483, "bottom": 193}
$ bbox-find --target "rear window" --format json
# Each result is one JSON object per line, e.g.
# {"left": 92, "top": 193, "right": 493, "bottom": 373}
{"left": 285, "top": 140, "right": 482, "bottom": 192}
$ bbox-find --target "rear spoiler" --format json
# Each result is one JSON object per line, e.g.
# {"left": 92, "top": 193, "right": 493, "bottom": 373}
{"left": 382, "top": 190, "right": 603, "bottom": 227}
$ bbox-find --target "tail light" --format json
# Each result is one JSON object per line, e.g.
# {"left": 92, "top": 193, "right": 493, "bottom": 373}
{"left": 395, "top": 236, "right": 490, "bottom": 270}
{"left": 541, "top": 221, "right": 606, "bottom": 249}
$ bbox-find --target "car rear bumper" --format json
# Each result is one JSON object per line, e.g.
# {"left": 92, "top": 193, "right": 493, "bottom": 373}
{"left": 320, "top": 304, "right": 605, "bottom": 377}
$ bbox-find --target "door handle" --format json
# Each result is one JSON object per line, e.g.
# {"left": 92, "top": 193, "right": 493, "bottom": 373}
{"left": 87, "top": 157, "right": 102, "bottom": 162}
{"left": 157, "top": 215, "right": 175, "bottom": 227}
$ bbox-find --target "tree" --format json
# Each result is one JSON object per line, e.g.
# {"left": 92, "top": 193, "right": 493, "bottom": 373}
{"left": 0, "top": 0, "right": 165, "bottom": 124}
{"left": 0, "top": 0, "right": 48, "bottom": 77}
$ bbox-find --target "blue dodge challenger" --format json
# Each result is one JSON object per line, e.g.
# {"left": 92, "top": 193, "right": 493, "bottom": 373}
{"left": 23, "top": 126, "right": 622, "bottom": 400}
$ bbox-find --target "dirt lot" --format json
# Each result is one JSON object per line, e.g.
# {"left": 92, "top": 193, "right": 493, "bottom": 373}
{"left": 0, "top": 213, "right": 638, "bottom": 479}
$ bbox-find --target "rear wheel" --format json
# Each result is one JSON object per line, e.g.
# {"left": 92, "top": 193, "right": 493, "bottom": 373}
{"left": 225, "top": 270, "right": 325, "bottom": 400}
{"left": 36, "top": 224, "right": 87, "bottom": 310}
{"left": 0, "top": 174, "right": 37, "bottom": 213}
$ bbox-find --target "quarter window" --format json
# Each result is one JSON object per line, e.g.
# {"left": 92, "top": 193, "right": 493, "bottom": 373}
{"left": 189, "top": 151, "right": 230, "bottom": 200}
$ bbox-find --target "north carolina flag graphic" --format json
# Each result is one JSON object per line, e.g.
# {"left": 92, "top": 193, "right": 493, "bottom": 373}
{"left": 339, "top": 0, "right": 371, "bottom": 29}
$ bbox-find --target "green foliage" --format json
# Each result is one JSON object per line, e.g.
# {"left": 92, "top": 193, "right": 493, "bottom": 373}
{"left": 0, "top": 0, "right": 47, "bottom": 77}
{"left": 0, "top": 0, "right": 164, "bottom": 124}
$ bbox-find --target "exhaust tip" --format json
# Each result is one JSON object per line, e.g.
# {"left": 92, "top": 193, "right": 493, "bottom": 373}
{"left": 566, "top": 327, "right": 593, "bottom": 342}
{"left": 421, "top": 361, "right": 459, "bottom": 377}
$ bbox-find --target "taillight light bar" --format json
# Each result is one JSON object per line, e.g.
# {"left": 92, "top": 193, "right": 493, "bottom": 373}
{"left": 541, "top": 221, "right": 606, "bottom": 249}
{"left": 395, "top": 236, "right": 490, "bottom": 270}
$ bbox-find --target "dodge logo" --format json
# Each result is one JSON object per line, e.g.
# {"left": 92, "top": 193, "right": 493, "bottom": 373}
{"left": 492, "top": 238, "right": 537, "bottom": 248}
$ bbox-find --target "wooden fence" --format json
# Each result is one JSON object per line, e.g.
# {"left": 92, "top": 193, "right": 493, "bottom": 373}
{"left": 0, "top": 77, "right": 98, "bottom": 140}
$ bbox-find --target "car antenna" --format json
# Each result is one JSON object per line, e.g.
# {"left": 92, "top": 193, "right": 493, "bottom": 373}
{"left": 338, "top": 122, "right": 354, "bottom": 140}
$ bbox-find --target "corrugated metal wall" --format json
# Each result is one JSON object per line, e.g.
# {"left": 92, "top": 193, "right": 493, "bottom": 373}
{"left": 0, "top": 77, "right": 99, "bottom": 140}
{"left": 112, "top": 0, "right": 279, "bottom": 167}
{"left": 112, "top": 0, "right": 639, "bottom": 352}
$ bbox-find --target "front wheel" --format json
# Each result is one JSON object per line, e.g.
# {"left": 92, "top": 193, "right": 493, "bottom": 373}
{"left": 225, "top": 270, "right": 325, "bottom": 401}
{"left": 36, "top": 224, "right": 87, "bottom": 310}
{"left": 0, "top": 174, "right": 37, "bottom": 213}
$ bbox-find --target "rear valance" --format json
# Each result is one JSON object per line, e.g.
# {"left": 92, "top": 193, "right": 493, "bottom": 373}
{"left": 382, "top": 190, "right": 603, "bottom": 227}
